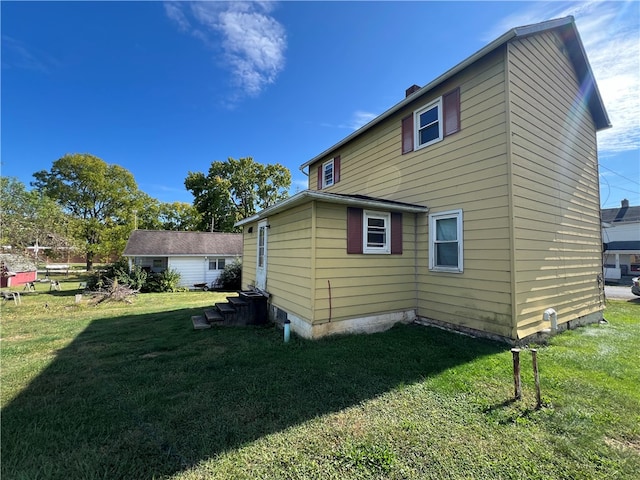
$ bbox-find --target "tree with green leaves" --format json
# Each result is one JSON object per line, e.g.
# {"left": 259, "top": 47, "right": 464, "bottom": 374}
{"left": 158, "top": 201, "right": 202, "bottom": 231}
{"left": 185, "top": 156, "right": 291, "bottom": 232}
{"left": 0, "top": 177, "right": 74, "bottom": 261}
{"left": 131, "top": 193, "right": 202, "bottom": 231}
{"left": 32, "top": 153, "right": 140, "bottom": 270}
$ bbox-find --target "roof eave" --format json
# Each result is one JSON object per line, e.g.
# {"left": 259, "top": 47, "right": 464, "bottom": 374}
{"left": 234, "top": 191, "right": 428, "bottom": 227}
{"left": 300, "top": 16, "right": 610, "bottom": 172}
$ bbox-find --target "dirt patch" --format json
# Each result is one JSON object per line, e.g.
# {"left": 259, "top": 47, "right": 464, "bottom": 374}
{"left": 140, "top": 352, "right": 162, "bottom": 359}
{"left": 605, "top": 437, "right": 640, "bottom": 454}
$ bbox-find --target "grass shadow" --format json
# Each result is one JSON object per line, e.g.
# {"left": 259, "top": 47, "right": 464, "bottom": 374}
{"left": 2, "top": 303, "right": 504, "bottom": 479}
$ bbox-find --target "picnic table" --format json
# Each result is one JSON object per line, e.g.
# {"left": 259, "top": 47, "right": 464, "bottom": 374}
{"left": 45, "top": 264, "right": 70, "bottom": 277}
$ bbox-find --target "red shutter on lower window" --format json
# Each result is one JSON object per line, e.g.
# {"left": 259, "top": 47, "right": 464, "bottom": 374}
{"left": 401, "top": 115, "right": 414, "bottom": 154}
{"left": 334, "top": 155, "right": 341, "bottom": 183}
{"left": 347, "top": 207, "right": 363, "bottom": 254}
{"left": 391, "top": 212, "right": 403, "bottom": 254}
{"left": 443, "top": 87, "right": 460, "bottom": 136}
{"left": 317, "top": 165, "right": 323, "bottom": 190}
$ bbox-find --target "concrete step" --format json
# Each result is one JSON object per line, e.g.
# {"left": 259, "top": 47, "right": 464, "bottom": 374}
{"left": 204, "top": 308, "right": 224, "bottom": 324}
{"left": 192, "top": 315, "right": 211, "bottom": 330}
{"left": 227, "top": 296, "right": 248, "bottom": 307}
{"left": 216, "top": 302, "right": 236, "bottom": 314}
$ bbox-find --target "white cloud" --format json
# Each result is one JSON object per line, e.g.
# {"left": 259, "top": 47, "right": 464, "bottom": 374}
{"left": 485, "top": 1, "right": 639, "bottom": 155}
{"left": 1, "top": 35, "right": 60, "bottom": 72}
{"left": 163, "top": 2, "right": 190, "bottom": 32}
{"left": 165, "top": 1, "right": 286, "bottom": 100}
{"left": 349, "top": 111, "right": 378, "bottom": 130}
{"left": 321, "top": 110, "right": 379, "bottom": 131}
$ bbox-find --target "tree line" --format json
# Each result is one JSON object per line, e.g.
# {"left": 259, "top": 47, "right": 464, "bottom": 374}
{"left": 1, "top": 153, "right": 291, "bottom": 270}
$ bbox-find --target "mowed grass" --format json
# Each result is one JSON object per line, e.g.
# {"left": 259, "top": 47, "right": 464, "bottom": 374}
{"left": 1, "top": 277, "right": 639, "bottom": 479}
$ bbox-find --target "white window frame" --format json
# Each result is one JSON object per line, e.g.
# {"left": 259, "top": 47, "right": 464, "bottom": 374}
{"left": 414, "top": 98, "right": 443, "bottom": 150}
{"left": 322, "top": 158, "right": 334, "bottom": 188}
{"left": 208, "top": 258, "right": 226, "bottom": 270}
{"left": 429, "top": 209, "right": 463, "bottom": 273}
{"left": 363, "top": 210, "right": 391, "bottom": 254}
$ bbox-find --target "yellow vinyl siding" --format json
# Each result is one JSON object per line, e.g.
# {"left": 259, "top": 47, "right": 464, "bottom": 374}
{"left": 261, "top": 203, "right": 314, "bottom": 322}
{"left": 241, "top": 224, "right": 257, "bottom": 288}
{"left": 414, "top": 52, "right": 512, "bottom": 338}
{"left": 308, "top": 49, "right": 514, "bottom": 338}
{"left": 313, "top": 203, "right": 417, "bottom": 324}
{"left": 507, "top": 31, "right": 603, "bottom": 337}
{"left": 246, "top": 24, "right": 603, "bottom": 341}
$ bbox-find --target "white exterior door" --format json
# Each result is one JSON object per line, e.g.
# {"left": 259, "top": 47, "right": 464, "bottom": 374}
{"left": 256, "top": 220, "right": 268, "bottom": 290}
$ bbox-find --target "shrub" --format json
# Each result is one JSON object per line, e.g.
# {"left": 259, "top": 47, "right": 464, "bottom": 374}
{"left": 217, "top": 259, "right": 242, "bottom": 290}
{"left": 87, "top": 259, "right": 147, "bottom": 291}
{"left": 144, "top": 268, "right": 181, "bottom": 293}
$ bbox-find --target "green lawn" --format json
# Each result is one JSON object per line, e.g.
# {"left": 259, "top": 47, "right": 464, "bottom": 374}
{"left": 2, "top": 278, "right": 639, "bottom": 479}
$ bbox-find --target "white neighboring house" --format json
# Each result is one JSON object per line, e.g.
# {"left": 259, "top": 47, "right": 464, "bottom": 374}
{"left": 122, "top": 230, "right": 243, "bottom": 289}
{"left": 602, "top": 199, "right": 640, "bottom": 281}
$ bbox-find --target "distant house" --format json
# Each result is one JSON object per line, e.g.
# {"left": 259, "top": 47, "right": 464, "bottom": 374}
{"left": 0, "top": 254, "right": 38, "bottom": 288}
{"left": 235, "top": 16, "right": 610, "bottom": 343}
{"left": 602, "top": 199, "right": 640, "bottom": 280}
{"left": 123, "top": 230, "right": 242, "bottom": 289}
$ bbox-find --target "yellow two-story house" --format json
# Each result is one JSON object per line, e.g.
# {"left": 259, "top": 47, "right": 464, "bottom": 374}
{"left": 236, "top": 16, "right": 610, "bottom": 343}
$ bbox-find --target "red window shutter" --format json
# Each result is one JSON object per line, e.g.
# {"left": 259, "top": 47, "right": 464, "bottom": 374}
{"left": 401, "top": 115, "right": 414, "bottom": 154}
{"left": 443, "top": 87, "right": 460, "bottom": 136}
{"left": 347, "top": 207, "right": 363, "bottom": 254}
{"left": 317, "top": 165, "right": 323, "bottom": 190}
{"left": 391, "top": 212, "right": 403, "bottom": 254}
{"left": 334, "top": 155, "right": 341, "bottom": 183}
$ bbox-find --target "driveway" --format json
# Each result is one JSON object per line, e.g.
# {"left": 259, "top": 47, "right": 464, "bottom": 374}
{"left": 604, "top": 285, "right": 638, "bottom": 301}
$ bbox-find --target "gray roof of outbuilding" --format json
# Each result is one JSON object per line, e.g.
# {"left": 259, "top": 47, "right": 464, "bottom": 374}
{"left": 0, "top": 253, "right": 38, "bottom": 272}
{"left": 123, "top": 230, "right": 243, "bottom": 257}
{"left": 601, "top": 205, "right": 640, "bottom": 224}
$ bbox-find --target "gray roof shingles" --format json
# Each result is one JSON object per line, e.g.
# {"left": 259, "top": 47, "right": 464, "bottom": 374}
{"left": 601, "top": 205, "right": 640, "bottom": 224}
{"left": 123, "top": 230, "right": 242, "bottom": 257}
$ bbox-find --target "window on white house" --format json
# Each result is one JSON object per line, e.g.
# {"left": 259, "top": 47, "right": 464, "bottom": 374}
{"left": 323, "top": 158, "right": 334, "bottom": 188}
{"left": 208, "top": 259, "right": 227, "bottom": 270}
{"left": 363, "top": 210, "right": 391, "bottom": 254}
{"left": 415, "top": 98, "right": 443, "bottom": 149}
{"left": 429, "top": 209, "right": 463, "bottom": 272}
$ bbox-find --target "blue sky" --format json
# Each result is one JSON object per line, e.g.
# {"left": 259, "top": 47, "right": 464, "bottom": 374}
{"left": 2, "top": 1, "right": 638, "bottom": 209}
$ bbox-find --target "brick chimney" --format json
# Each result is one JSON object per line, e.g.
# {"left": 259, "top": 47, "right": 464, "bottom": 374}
{"left": 405, "top": 84, "right": 421, "bottom": 97}
{"left": 621, "top": 199, "right": 629, "bottom": 208}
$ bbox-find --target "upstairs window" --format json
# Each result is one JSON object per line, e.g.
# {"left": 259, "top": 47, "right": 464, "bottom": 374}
{"left": 416, "top": 99, "right": 442, "bottom": 149}
{"left": 323, "top": 159, "right": 334, "bottom": 188}
{"left": 402, "top": 87, "right": 460, "bottom": 154}
{"left": 317, "top": 155, "right": 341, "bottom": 189}
{"left": 429, "top": 209, "right": 463, "bottom": 273}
